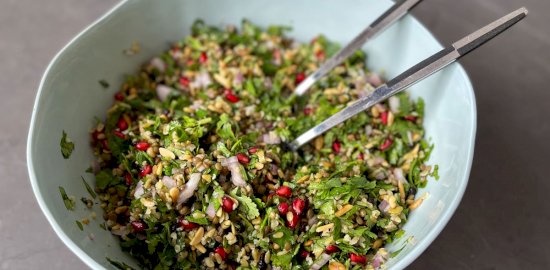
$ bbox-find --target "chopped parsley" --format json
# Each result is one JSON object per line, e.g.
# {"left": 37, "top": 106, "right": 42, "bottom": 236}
{"left": 60, "top": 130, "right": 74, "bottom": 159}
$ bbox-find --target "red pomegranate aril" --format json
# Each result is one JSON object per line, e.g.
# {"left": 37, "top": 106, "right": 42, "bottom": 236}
{"left": 179, "top": 76, "right": 190, "bottom": 87}
{"left": 292, "top": 198, "right": 306, "bottom": 216}
{"left": 315, "top": 50, "right": 325, "bottom": 60}
{"left": 248, "top": 146, "right": 258, "bottom": 154}
{"left": 139, "top": 164, "right": 152, "bottom": 177}
{"left": 125, "top": 173, "right": 132, "bottom": 185}
{"left": 199, "top": 52, "right": 208, "bottom": 63}
{"left": 350, "top": 253, "right": 367, "bottom": 264}
{"left": 186, "top": 59, "right": 195, "bottom": 66}
{"left": 332, "top": 140, "right": 341, "bottom": 153}
{"left": 101, "top": 140, "right": 110, "bottom": 150}
{"left": 286, "top": 210, "right": 300, "bottom": 228}
{"left": 222, "top": 196, "right": 235, "bottom": 212}
{"left": 380, "top": 138, "right": 393, "bottom": 151}
{"left": 177, "top": 218, "right": 199, "bottom": 230}
{"left": 113, "top": 130, "right": 126, "bottom": 139}
{"left": 295, "top": 72, "right": 306, "bottom": 84}
{"left": 130, "top": 220, "right": 147, "bottom": 233}
{"left": 276, "top": 186, "right": 292, "bottom": 198}
{"left": 325, "top": 245, "right": 340, "bottom": 254}
{"left": 358, "top": 153, "right": 364, "bottom": 160}
{"left": 114, "top": 92, "right": 124, "bottom": 101}
{"left": 214, "top": 246, "right": 228, "bottom": 261}
{"left": 300, "top": 250, "right": 310, "bottom": 258}
{"left": 278, "top": 202, "right": 289, "bottom": 215}
{"left": 380, "top": 111, "right": 389, "bottom": 125}
{"left": 236, "top": 153, "right": 250, "bottom": 165}
{"left": 225, "top": 92, "right": 240, "bottom": 103}
{"left": 117, "top": 118, "right": 128, "bottom": 131}
{"left": 303, "top": 107, "right": 312, "bottom": 115}
{"left": 404, "top": 115, "right": 417, "bottom": 122}
{"left": 135, "top": 141, "right": 150, "bottom": 151}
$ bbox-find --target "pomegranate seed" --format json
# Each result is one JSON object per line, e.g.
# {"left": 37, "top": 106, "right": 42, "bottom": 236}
{"left": 179, "top": 76, "right": 190, "bottom": 87}
{"left": 380, "top": 111, "right": 388, "bottom": 125}
{"left": 404, "top": 115, "right": 417, "bottom": 122}
{"left": 300, "top": 250, "right": 310, "bottom": 258}
{"left": 278, "top": 202, "right": 289, "bottom": 215}
{"left": 101, "top": 140, "right": 110, "bottom": 150}
{"left": 135, "top": 141, "right": 150, "bottom": 151}
{"left": 214, "top": 246, "right": 228, "bottom": 261}
{"left": 325, "top": 245, "right": 340, "bottom": 254}
{"left": 113, "top": 130, "right": 126, "bottom": 139}
{"left": 125, "top": 173, "right": 132, "bottom": 185}
{"left": 222, "top": 196, "right": 235, "bottom": 212}
{"left": 130, "top": 220, "right": 147, "bottom": 233}
{"left": 379, "top": 138, "right": 393, "bottom": 151}
{"left": 114, "top": 92, "right": 124, "bottom": 101}
{"left": 358, "top": 153, "right": 364, "bottom": 160}
{"left": 315, "top": 50, "right": 325, "bottom": 60}
{"left": 199, "top": 52, "right": 208, "bottom": 64}
{"left": 186, "top": 59, "right": 194, "bottom": 66}
{"left": 292, "top": 198, "right": 306, "bottom": 216}
{"left": 303, "top": 107, "right": 312, "bottom": 115}
{"left": 295, "top": 72, "right": 306, "bottom": 84}
{"left": 276, "top": 186, "right": 292, "bottom": 198}
{"left": 350, "top": 253, "right": 367, "bottom": 264}
{"left": 139, "top": 164, "right": 152, "bottom": 177}
{"left": 286, "top": 210, "right": 299, "bottom": 228}
{"left": 177, "top": 217, "right": 199, "bottom": 230}
{"left": 332, "top": 140, "right": 341, "bottom": 153}
{"left": 248, "top": 146, "right": 258, "bottom": 154}
{"left": 224, "top": 89, "right": 240, "bottom": 103}
{"left": 117, "top": 118, "right": 128, "bottom": 131}
{"left": 236, "top": 153, "right": 250, "bottom": 165}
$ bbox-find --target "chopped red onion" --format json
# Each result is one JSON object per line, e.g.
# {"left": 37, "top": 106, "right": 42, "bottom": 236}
{"left": 190, "top": 71, "right": 211, "bottom": 89}
{"left": 309, "top": 253, "right": 331, "bottom": 270}
{"left": 233, "top": 72, "right": 244, "bottom": 85}
{"left": 388, "top": 96, "right": 400, "bottom": 114}
{"left": 393, "top": 168, "right": 407, "bottom": 184}
{"left": 367, "top": 73, "right": 383, "bottom": 87}
{"left": 161, "top": 176, "right": 176, "bottom": 189}
{"left": 134, "top": 180, "right": 144, "bottom": 199}
{"left": 206, "top": 203, "right": 216, "bottom": 218}
{"left": 221, "top": 156, "right": 247, "bottom": 187}
{"left": 156, "top": 85, "right": 173, "bottom": 102}
{"left": 177, "top": 173, "right": 201, "bottom": 206}
{"left": 150, "top": 57, "right": 165, "bottom": 72}
{"left": 262, "top": 131, "right": 281, "bottom": 145}
{"left": 379, "top": 200, "right": 390, "bottom": 213}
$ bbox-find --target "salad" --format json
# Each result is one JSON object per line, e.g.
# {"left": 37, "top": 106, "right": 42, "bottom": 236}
{"left": 90, "top": 20, "right": 437, "bottom": 270}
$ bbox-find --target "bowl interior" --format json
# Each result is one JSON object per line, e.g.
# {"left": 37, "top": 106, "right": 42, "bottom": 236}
{"left": 28, "top": 0, "right": 476, "bottom": 269}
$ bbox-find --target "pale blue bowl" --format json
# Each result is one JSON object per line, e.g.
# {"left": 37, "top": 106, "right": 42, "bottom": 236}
{"left": 27, "top": 0, "right": 476, "bottom": 269}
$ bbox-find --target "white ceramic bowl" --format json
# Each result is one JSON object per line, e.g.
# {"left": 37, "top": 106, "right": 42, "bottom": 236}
{"left": 27, "top": 0, "right": 476, "bottom": 269}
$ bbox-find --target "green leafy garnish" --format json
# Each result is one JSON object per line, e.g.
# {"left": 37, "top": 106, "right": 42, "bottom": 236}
{"left": 99, "top": 79, "right": 110, "bottom": 88}
{"left": 76, "top": 220, "right": 84, "bottom": 231}
{"left": 81, "top": 176, "right": 96, "bottom": 199}
{"left": 59, "top": 186, "right": 75, "bottom": 210}
{"left": 60, "top": 130, "right": 75, "bottom": 159}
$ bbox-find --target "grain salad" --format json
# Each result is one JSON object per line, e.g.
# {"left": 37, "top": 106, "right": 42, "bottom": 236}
{"left": 89, "top": 20, "right": 438, "bottom": 270}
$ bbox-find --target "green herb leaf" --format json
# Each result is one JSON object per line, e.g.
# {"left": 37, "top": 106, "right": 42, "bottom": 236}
{"left": 99, "top": 79, "right": 110, "bottom": 89}
{"left": 59, "top": 186, "right": 75, "bottom": 210}
{"left": 76, "top": 220, "right": 84, "bottom": 231}
{"left": 234, "top": 194, "right": 260, "bottom": 220}
{"left": 60, "top": 130, "right": 75, "bottom": 159}
{"left": 81, "top": 176, "right": 97, "bottom": 199}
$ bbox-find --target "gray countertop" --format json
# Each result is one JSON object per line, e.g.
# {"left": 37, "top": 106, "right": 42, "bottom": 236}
{"left": 1, "top": 0, "right": 548, "bottom": 269}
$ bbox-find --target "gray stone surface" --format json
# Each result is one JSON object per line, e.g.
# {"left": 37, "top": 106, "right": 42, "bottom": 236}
{"left": 0, "top": 0, "right": 548, "bottom": 269}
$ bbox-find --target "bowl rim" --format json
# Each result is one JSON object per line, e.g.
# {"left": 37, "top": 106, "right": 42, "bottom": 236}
{"left": 26, "top": 1, "right": 477, "bottom": 269}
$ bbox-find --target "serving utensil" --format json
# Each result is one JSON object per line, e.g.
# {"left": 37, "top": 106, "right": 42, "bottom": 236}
{"left": 294, "top": 0, "right": 422, "bottom": 96}
{"left": 289, "top": 7, "right": 527, "bottom": 150}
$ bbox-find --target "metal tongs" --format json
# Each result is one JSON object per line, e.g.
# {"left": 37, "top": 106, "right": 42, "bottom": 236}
{"left": 289, "top": 7, "right": 528, "bottom": 150}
